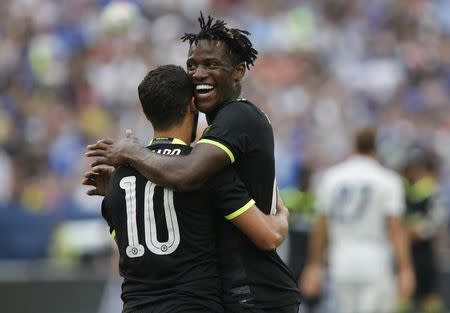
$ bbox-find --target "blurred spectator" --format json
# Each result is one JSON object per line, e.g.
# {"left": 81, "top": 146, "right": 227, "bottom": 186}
{"left": 403, "top": 146, "right": 447, "bottom": 313}
{"left": 281, "top": 165, "right": 320, "bottom": 311}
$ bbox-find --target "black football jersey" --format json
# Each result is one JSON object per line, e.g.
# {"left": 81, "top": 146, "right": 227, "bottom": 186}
{"left": 102, "top": 138, "right": 253, "bottom": 313}
{"left": 405, "top": 177, "right": 439, "bottom": 252}
{"left": 199, "top": 99, "right": 301, "bottom": 309}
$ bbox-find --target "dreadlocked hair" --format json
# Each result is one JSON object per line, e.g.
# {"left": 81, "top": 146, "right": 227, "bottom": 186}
{"left": 181, "top": 12, "right": 258, "bottom": 69}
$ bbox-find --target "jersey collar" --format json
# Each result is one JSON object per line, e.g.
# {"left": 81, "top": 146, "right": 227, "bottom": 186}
{"left": 148, "top": 137, "right": 188, "bottom": 146}
{"left": 350, "top": 154, "right": 378, "bottom": 164}
{"left": 206, "top": 97, "right": 248, "bottom": 124}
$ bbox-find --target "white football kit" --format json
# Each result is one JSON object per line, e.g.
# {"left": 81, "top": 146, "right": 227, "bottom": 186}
{"left": 315, "top": 155, "right": 405, "bottom": 313}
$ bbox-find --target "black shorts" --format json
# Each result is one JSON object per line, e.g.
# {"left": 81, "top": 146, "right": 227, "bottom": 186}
{"left": 412, "top": 245, "right": 437, "bottom": 299}
{"left": 225, "top": 303, "right": 300, "bottom": 313}
{"left": 413, "top": 258, "right": 437, "bottom": 299}
{"left": 125, "top": 300, "right": 223, "bottom": 313}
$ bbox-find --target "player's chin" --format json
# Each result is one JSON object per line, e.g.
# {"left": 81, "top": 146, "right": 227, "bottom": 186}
{"left": 195, "top": 99, "right": 217, "bottom": 115}
{"left": 195, "top": 89, "right": 220, "bottom": 113}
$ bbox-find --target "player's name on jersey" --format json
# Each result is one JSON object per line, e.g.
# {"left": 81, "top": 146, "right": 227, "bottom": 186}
{"left": 152, "top": 148, "right": 182, "bottom": 155}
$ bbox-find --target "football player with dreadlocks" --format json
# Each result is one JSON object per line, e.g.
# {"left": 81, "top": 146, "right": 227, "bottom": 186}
{"left": 86, "top": 13, "right": 301, "bottom": 313}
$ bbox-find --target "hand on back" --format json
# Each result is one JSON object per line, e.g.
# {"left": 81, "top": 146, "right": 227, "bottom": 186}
{"left": 84, "top": 129, "right": 138, "bottom": 196}
{"left": 82, "top": 166, "right": 114, "bottom": 196}
{"left": 86, "top": 129, "right": 139, "bottom": 168}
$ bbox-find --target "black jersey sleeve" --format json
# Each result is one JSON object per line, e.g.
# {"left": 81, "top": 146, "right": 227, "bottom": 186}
{"left": 206, "top": 167, "right": 254, "bottom": 220}
{"left": 199, "top": 101, "right": 257, "bottom": 163}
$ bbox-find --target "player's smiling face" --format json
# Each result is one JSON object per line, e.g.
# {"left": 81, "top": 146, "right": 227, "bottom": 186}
{"left": 186, "top": 39, "right": 244, "bottom": 115}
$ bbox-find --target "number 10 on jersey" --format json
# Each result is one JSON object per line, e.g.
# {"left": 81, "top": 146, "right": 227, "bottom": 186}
{"left": 120, "top": 176, "right": 181, "bottom": 257}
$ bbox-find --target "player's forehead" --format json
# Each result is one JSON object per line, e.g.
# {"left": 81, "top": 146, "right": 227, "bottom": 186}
{"left": 187, "top": 39, "right": 231, "bottom": 62}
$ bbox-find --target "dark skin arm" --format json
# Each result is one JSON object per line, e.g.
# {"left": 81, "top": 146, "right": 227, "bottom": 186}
{"left": 82, "top": 166, "right": 114, "bottom": 196}
{"left": 86, "top": 137, "right": 229, "bottom": 191}
{"left": 232, "top": 199, "right": 289, "bottom": 251}
{"left": 85, "top": 132, "right": 289, "bottom": 248}
{"left": 83, "top": 167, "right": 289, "bottom": 250}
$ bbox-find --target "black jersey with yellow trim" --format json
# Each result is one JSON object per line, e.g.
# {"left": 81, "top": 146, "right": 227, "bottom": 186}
{"left": 199, "top": 98, "right": 276, "bottom": 213}
{"left": 405, "top": 177, "right": 441, "bottom": 297}
{"left": 101, "top": 137, "right": 254, "bottom": 313}
{"left": 200, "top": 99, "right": 301, "bottom": 309}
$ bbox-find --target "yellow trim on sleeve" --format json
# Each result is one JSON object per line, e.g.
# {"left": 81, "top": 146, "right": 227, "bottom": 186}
{"left": 225, "top": 199, "right": 255, "bottom": 220}
{"left": 198, "top": 139, "right": 235, "bottom": 163}
{"left": 111, "top": 229, "right": 116, "bottom": 239}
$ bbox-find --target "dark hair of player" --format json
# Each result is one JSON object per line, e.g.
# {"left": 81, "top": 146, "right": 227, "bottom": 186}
{"left": 354, "top": 127, "right": 376, "bottom": 154}
{"left": 138, "top": 65, "right": 193, "bottom": 131}
{"left": 181, "top": 12, "right": 258, "bottom": 69}
{"left": 405, "top": 145, "right": 438, "bottom": 173}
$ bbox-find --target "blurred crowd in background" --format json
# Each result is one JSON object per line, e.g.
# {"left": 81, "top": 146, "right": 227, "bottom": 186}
{"left": 0, "top": 0, "right": 450, "bottom": 276}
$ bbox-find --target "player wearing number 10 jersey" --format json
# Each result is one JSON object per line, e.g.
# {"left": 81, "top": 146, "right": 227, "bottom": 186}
{"left": 300, "top": 128, "right": 415, "bottom": 313}
{"left": 100, "top": 65, "right": 289, "bottom": 313}
{"left": 102, "top": 138, "right": 252, "bottom": 313}
{"left": 86, "top": 14, "right": 300, "bottom": 313}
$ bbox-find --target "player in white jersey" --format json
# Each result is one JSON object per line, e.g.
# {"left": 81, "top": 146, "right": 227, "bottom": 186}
{"left": 299, "top": 128, "right": 415, "bottom": 313}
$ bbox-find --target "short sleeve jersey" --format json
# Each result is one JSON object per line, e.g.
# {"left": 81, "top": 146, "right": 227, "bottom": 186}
{"left": 102, "top": 138, "right": 254, "bottom": 313}
{"left": 315, "top": 155, "right": 405, "bottom": 248}
{"left": 199, "top": 100, "right": 300, "bottom": 309}
{"left": 315, "top": 155, "right": 406, "bottom": 281}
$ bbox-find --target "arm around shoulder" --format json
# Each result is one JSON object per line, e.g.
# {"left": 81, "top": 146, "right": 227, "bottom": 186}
{"left": 230, "top": 201, "right": 289, "bottom": 251}
{"left": 128, "top": 142, "right": 230, "bottom": 191}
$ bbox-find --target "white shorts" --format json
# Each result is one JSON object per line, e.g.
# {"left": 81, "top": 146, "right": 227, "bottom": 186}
{"left": 332, "top": 272, "right": 395, "bottom": 313}
{"left": 330, "top": 244, "right": 396, "bottom": 313}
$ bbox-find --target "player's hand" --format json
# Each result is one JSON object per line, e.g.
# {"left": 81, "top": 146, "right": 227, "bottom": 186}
{"left": 397, "top": 267, "right": 415, "bottom": 300}
{"left": 86, "top": 129, "right": 139, "bottom": 167}
{"left": 299, "top": 264, "right": 322, "bottom": 298}
{"left": 275, "top": 187, "right": 289, "bottom": 217}
{"left": 273, "top": 187, "right": 289, "bottom": 242}
{"left": 82, "top": 166, "right": 114, "bottom": 196}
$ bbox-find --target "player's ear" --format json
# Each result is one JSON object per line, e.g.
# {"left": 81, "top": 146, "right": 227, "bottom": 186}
{"left": 232, "top": 63, "right": 246, "bottom": 83}
{"left": 188, "top": 96, "right": 197, "bottom": 113}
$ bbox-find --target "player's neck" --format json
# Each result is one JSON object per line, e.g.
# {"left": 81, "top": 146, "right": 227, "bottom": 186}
{"left": 154, "top": 126, "right": 191, "bottom": 146}
{"left": 354, "top": 151, "right": 376, "bottom": 159}
{"left": 153, "top": 111, "right": 194, "bottom": 145}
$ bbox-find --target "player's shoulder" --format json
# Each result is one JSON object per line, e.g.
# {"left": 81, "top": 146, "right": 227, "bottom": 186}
{"left": 376, "top": 165, "right": 403, "bottom": 186}
{"left": 315, "top": 164, "right": 343, "bottom": 190}
{"left": 210, "top": 99, "right": 270, "bottom": 135}
{"left": 332, "top": 156, "right": 377, "bottom": 174}
{"left": 110, "top": 164, "right": 140, "bottom": 181}
{"left": 105, "top": 165, "right": 142, "bottom": 199}
{"left": 218, "top": 98, "right": 264, "bottom": 120}
{"left": 322, "top": 159, "right": 353, "bottom": 180}
{"left": 222, "top": 98, "right": 255, "bottom": 110}
{"left": 320, "top": 157, "right": 372, "bottom": 183}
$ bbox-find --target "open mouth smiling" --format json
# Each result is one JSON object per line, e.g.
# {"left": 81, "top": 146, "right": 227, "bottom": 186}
{"left": 195, "top": 84, "right": 215, "bottom": 95}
